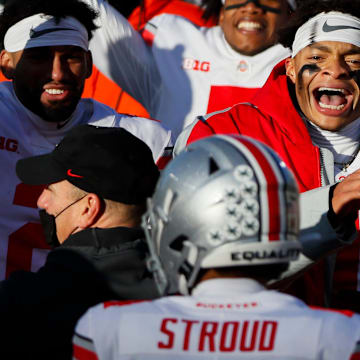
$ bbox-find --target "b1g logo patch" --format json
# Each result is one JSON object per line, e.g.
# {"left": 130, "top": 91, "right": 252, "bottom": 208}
{"left": 182, "top": 58, "right": 210, "bottom": 72}
{"left": 0, "top": 136, "right": 18, "bottom": 152}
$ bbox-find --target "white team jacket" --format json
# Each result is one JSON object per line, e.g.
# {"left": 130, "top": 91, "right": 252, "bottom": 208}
{"left": 0, "top": 81, "right": 172, "bottom": 280}
{"left": 83, "top": 0, "right": 291, "bottom": 138}
{"left": 73, "top": 278, "right": 360, "bottom": 359}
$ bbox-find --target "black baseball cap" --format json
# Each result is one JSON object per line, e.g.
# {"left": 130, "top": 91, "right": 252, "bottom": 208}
{"left": 16, "top": 125, "right": 160, "bottom": 204}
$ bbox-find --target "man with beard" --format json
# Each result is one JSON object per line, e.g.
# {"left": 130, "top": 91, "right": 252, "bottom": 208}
{"left": 175, "top": 0, "right": 360, "bottom": 311}
{"left": 0, "top": 0, "right": 172, "bottom": 280}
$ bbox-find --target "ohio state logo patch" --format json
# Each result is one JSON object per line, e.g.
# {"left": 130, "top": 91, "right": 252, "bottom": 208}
{"left": 237, "top": 60, "right": 249, "bottom": 72}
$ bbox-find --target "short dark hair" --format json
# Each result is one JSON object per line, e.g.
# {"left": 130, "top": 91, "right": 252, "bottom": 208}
{"left": 0, "top": 0, "right": 98, "bottom": 49}
{"left": 278, "top": 0, "right": 359, "bottom": 50}
{"left": 224, "top": 263, "right": 290, "bottom": 282}
{"left": 196, "top": 263, "right": 290, "bottom": 285}
{"left": 201, "top": 0, "right": 222, "bottom": 22}
{"left": 107, "top": 0, "right": 141, "bottom": 19}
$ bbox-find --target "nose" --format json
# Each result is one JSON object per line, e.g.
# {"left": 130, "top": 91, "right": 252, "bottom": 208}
{"left": 323, "top": 59, "right": 350, "bottom": 79}
{"left": 237, "top": 0, "right": 263, "bottom": 14}
{"left": 51, "top": 53, "right": 69, "bottom": 82}
{"left": 37, "top": 188, "right": 49, "bottom": 210}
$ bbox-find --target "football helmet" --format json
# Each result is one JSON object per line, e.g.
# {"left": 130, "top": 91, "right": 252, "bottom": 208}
{"left": 142, "top": 135, "right": 301, "bottom": 296}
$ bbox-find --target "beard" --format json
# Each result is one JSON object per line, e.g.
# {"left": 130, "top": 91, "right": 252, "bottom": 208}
{"left": 40, "top": 96, "right": 81, "bottom": 124}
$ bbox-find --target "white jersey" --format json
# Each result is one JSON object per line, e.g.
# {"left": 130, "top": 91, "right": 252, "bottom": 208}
{"left": 0, "top": 81, "right": 172, "bottom": 280}
{"left": 84, "top": 0, "right": 290, "bottom": 138}
{"left": 74, "top": 278, "right": 360, "bottom": 360}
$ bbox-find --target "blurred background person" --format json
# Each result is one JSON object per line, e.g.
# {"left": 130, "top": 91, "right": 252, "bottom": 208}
{"left": 82, "top": 0, "right": 216, "bottom": 117}
{"left": 82, "top": 0, "right": 296, "bottom": 138}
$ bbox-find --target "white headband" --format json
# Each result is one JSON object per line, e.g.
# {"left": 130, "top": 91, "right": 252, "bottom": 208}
{"left": 4, "top": 13, "right": 89, "bottom": 52}
{"left": 221, "top": 0, "right": 297, "bottom": 10}
{"left": 292, "top": 12, "right": 360, "bottom": 58}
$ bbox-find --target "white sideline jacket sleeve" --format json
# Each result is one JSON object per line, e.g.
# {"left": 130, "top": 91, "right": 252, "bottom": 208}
{"left": 270, "top": 185, "right": 357, "bottom": 285}
{"left": 73, "top": 304, "right": 116, "bottom": 360}
{"left": 299, "top": 185, "right": 356, "bottom": 260}
{"left": 86, "top": 100, "right": 173, "bottom": 165}
{"left": 82, "top": 0, "right": 161, "bottom": 111}
{"left": 73, "top": 307, "right": 100, "bottom": 360}
{"left": 117, "top": 115, "right": 173, "bottom": 165}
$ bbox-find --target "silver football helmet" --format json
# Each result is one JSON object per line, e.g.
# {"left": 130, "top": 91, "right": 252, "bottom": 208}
{"left": 142, "top": 135, "right": 301, "bottom": 296}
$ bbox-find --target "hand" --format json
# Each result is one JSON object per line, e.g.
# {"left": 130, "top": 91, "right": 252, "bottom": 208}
{"left": 332, "top": 169, "right": 360, "bottom": 219}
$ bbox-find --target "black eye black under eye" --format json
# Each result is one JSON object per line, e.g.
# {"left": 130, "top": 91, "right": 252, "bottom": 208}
{"left": 298, "top": 64, "right": 321, "bottom": 79}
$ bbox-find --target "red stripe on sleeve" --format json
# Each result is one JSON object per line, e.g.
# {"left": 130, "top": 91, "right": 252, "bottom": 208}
{"left": 350, "top": 354, "right": 360, "bottom": 360}
{"left": 73, "top": 344, "right": 99, "bottom": 360}
{"left": 141, "top": 29, "right": 155, "bottom": 46}
{"left": 310, "top": 306, "right": 355, "bottom": 318}
{"left": 103, "top": 299, "right": 148, "bottom": 309}
{"left": 156, "top": 155, "right": 172, "bottom": 169}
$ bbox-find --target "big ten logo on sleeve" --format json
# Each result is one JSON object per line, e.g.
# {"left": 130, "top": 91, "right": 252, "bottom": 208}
{"left": 182, "top": 58, "right": 210, "bottom": 72}
{"left": 6, "top": 183, "right": 50, "bottom": 278}
{"left": 0, "top": 136, "right": 18, "bottom": 153}
{"left": 158, "top": 318, "right": 278, "bottom": 353}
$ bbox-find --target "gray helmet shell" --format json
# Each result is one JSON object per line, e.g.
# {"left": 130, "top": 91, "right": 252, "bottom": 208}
{"left": 143, "top": 135, "right": 301, "bottom": 296}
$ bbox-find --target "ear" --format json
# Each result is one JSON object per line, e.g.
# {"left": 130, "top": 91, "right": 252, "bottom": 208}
{"left": 0, "top": 50, "right": 15, "bottom": 79}
{"left": 218, "top": 5, "right": 225, "bottom": 28}
{"left": 285, "top": 57, "right": 296, "bottom": 84}
{"left": 78, "top": 193, "right": 102, "bottom": 229}
{"left": 85, "top": 50, "right": 93, "bottom": 79}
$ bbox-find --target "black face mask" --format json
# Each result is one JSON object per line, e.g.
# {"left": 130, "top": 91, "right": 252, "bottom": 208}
{"left": 39, "top": 210, "right": 60, "bottom": 248}
{"left": 39, "top": 195, "right": 87, "bottom": 248}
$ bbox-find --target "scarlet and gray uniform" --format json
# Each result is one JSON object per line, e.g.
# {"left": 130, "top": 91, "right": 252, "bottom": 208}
{"left": 83, "top": 0, "right": 290, "bottom": 138}
{"left": 0, "top": 81, "right": 172, "bottom": 280}
{"left": 174, "top": 60, "right": 359, "bottom": 309}
{"left": 73, "top": 278, "right": 360, "bottom": 360}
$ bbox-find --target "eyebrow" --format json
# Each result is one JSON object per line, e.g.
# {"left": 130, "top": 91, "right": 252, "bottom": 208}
{"left": 308, "top": 44, "right": 331, "bottom": 52}
{"left": 308, "top": 43, "right": 360, "bottom": 55}
{"left": 46, "top": 184, "right": 54, "bottom": 192}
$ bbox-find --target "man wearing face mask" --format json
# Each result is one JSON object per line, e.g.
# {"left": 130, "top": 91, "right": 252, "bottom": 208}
{"left": 0, "top": 124, "right": 159, "bottom": 359}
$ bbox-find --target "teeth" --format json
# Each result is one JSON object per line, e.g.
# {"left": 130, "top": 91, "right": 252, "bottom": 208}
{"left": 318, "top": 87, "right": 345, "bottom": 94}
{"left": 45, "top": 89, "right": 64, "bottom": 95}
{"left": 237, "top": 22, "right": 261, "bottom": 30}
{"left": 318, "top": 102, "right": 345, "bottom": 110}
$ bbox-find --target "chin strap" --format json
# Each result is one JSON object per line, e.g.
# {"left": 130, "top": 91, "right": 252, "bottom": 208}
{"left": 224, "top": 0, "right": 281, "bottom": 14}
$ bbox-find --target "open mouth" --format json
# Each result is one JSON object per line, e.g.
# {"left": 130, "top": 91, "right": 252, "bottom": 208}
{"left": 313, "top": 87, "right": 352, "bottom": 111}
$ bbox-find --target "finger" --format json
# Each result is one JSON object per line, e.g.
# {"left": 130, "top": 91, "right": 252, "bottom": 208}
{"left": 334, "top": 177, "right": 360, "bottom": 196}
